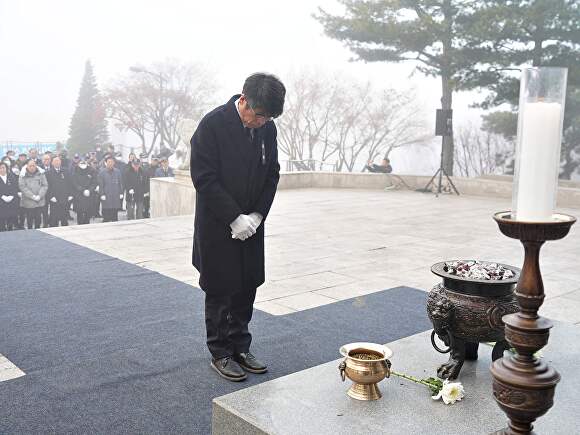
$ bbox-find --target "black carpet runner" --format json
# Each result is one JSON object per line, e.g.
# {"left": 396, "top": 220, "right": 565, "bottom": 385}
{"left": 0, "top": 230, "right": 431, "bottom": 434}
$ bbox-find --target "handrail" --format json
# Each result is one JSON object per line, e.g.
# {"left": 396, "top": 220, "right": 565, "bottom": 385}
{"left": 284, "top": 159, "right": 337, "bottom": 172}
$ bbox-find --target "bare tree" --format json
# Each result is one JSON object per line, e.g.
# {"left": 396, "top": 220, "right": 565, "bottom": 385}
{"left": 276, "top": 70, "right": 339, "bottom": 169}
{"left": 277, "top": 71, "right": 429, "bottom": 172}
{"left": 454, "top": 123, "right": 513, "bottom": 177}
{"left": 104, "top": 59, "right": 217, "bottom": 156}
{"left": 337, "top": 86, "right": 430, "bottom": 172}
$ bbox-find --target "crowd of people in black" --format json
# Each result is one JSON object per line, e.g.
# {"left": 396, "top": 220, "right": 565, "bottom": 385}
{"left": 0, "top": 145, "right": 175, "bottom": 231}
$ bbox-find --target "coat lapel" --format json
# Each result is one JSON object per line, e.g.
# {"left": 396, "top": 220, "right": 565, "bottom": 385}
{"left": 223, "top": 95, "right": 254, "bottom": 172}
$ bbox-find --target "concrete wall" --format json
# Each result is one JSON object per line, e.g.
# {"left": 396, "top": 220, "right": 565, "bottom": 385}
{"left": 150, "top": 171, "right": 196, "bottom": 218}
{"left": 151, "top": 170, "right": 580, "bottom": 218}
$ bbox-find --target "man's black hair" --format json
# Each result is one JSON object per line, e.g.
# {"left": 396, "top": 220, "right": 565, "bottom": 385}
{"left": 242, "top": 73, "right": 286, "bottom": 119}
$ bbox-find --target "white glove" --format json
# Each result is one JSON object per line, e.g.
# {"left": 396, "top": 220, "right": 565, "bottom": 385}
{"left": 50, "top": 197, "right": 57, "bottom": 203}
{"left": 83, "top": 189, "right": 90, "bottom": 197}
{"left": 128, "top": 189, "right": 134, "bottom": 195}
{"left": 230, "top": 214, "right": 257, "bottom": 241}
{"left": 248, "top": 212, "right": 263, "bottom": 229}
{"left": 33, "top": 195, "right": 40, "bottom": 202}
{"left": 1, "top": 195, "right": 12, "bottom": 202}
{"left": 120, "top": 194, "right": 124, "bottom": 200}
{"left": 95, "top": 185, "right": 100, "bottom": 192}
{"left": 6, "top": 195, "right": 13, "bottom": 202}
{"left": 68, "top": 196, "right": 73, "bottom": 201}
{"left": 17, "top": 192, "right": 22, "bottom": 198}
{"left": 100, "top": 195, "right": 106, "bottom": 201}
{"left": 144, "top": 192, "right": 150, "bottom": 197}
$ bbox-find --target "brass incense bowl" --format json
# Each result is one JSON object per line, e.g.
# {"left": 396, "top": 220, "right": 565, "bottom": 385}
{"left": 338, "top": 342, "right": 393, "bottom": 401}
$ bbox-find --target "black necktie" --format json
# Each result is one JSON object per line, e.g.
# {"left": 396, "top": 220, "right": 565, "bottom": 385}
{"left": 245, "top": 127, "right": 254, "bottom": 142}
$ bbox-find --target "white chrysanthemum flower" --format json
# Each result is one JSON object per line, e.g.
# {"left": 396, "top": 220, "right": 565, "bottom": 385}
{"left": 432, "top": 380, "right": 465, "bottom": 405}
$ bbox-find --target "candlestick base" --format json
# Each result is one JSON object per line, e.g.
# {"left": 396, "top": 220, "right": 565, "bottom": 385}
{"left": 491, "top": 211, "right": 575, "bottom": 435}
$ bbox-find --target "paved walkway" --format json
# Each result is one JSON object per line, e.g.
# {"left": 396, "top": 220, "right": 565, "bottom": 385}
{"left": 42, "top": 189, "right": 580, "bottom": 324}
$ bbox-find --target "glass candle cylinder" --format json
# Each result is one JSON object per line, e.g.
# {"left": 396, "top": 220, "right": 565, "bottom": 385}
{"left": 513, "top": 67, "right": 568, "bottom": 222}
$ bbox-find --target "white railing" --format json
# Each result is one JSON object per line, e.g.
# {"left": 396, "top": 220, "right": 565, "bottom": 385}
{"left": 284, "top": 159, "right": 337, "bottom": 172}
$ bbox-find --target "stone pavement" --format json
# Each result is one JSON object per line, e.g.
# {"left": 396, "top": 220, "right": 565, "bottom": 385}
{"left": 42, "top": 189, "right": 580, "bottom": 324}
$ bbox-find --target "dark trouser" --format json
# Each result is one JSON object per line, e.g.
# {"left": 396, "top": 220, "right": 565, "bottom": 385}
{"left": 102, "top": 208, "right": 118, "bottom": 222}
{"left": 25, "top": 207, "right": 42, "bottom": 229}
{"left": 0, "top": 217, "right": 15, "bottom": 231}
{"left": 126, "top": 200, "right": 143, "bottom": 220}
{"left": 41, "top": 204, "right": 50, "bottom": 228}
{"left": 92, "top": 194, "right": 100, "bottom": 217}
{"left": 49, "top": 203, "right": 68, "bottom": 227}
{"left": 143, "top": 195, "right": 150, "bottom": 218}
{"left": 77, "top": 210, "right": 90, "bottom": 225}
{"left": 18, "top": 207, "right": 25, "bottom": 229}
{"left": 205, "top": 286, "right": 257, "bottom": 359}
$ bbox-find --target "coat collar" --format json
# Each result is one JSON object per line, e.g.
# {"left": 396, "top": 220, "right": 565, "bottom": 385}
{"left": 223, "top": 95, "right": 265, "bottom": 167}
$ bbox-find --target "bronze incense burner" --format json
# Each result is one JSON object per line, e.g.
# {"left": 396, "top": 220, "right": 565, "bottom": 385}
{"left": 427, "top": 261, "right": 520, "bottom": 380}
{"left": 338, "top": 342, "right": 393, "bottom": 401}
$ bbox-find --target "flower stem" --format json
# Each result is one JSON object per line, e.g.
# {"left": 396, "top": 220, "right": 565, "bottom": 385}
{"left": 391, "top": 371, "right": 431, "bottom": 387}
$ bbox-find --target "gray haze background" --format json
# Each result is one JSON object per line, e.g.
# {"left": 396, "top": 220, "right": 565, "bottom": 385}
{"left": 0, "top": 0, "right": 486, "bottom": 174}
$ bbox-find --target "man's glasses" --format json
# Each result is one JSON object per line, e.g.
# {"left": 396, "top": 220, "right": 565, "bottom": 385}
{"left": 247, "top": 102, "right": 273, "bottom": 122}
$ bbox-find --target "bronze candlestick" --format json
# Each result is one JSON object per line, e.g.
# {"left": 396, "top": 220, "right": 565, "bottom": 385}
{"left": 491, "top": 211, "right": 576, "bottom": 435}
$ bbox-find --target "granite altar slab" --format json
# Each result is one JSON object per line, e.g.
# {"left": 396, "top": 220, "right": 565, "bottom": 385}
{"left": 213, "top": 322, "right": 580, "bottom": 435}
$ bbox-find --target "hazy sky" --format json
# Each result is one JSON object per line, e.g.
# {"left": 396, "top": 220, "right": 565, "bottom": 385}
{"left": 1, "top": 0, "right": 482, "bottom": 163}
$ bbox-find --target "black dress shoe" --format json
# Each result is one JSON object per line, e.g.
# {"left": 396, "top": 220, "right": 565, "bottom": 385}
{"left": 234, "top": 352, "right": 268, "bottom": 374}
{"left": 211, "top": 357, "right": 247, "bottom": 382}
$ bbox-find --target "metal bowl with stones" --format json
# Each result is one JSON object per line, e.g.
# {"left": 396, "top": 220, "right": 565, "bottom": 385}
{"left": 427, "top": 260, "right": 520, "bottom": 380}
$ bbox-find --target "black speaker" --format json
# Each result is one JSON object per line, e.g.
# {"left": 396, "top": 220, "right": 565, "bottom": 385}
{"left": 435, "top": 109, "right": 453, "bottom": 136}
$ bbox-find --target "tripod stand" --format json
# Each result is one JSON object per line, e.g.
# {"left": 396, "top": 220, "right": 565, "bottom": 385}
{"left": 420, "top": 138, "right": 460, "bottom": 197}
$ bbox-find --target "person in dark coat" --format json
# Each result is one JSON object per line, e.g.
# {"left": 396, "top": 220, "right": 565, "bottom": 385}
{"left": 71, "top": 159, "right": 98, "bottom": 224}
{"left": 365, "top": 157, "right": 393, "bottom": 173}
{"left": 45, "top": 156, "right": 72, "bottom": 227}
{"left": 1, "top": 158, "right": 20, "bottom": 229}
{"left": 6, "top": 158, "right": 26, "bottom": 230}
{"left": 59, "top": 150, "right": 70, "bottom": 174}
{"left": 140, "top": 153, "right": 152, "bottom": 218}
{"left": 98, "top": 155, "right": 124, "bottom": 222}
{"left": 190, "top": 73, "right": 285, "bottom": 382}
{"left": 89, "top": 159, "right": 101, "bottom": 218}
{"left": 154, "top": 158, "right": 174, "bottom": 177}
{"left": 28, "top": 149, "right": 43, "bottom": 167}
{"left": 40, "top": 154, "right": 52, "bottom": 227}
{"left": 123, "top": 159, "right": 146, "bottom": 220}
{"left": 16, "top": 154, "right": 28, "bottom": 171}
{"left": 0, "top": 162, "right": 19, "bottom": 231}
{"left": 41, "top": 153, "right": 52, "bottom": 171}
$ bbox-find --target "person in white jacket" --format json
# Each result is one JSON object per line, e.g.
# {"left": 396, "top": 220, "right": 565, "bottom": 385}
{"left": 18, "top": 159, "right": 48, "bottom": 229}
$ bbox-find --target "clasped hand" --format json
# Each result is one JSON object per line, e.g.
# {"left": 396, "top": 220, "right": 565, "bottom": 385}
{"left": 230, "top": 213, "right": 262, "bottom": 241}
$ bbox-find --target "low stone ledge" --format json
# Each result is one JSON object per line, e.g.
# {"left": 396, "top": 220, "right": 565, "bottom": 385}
{"left": 212, "top": 321, "right": 580, "bottom": 435}
{"left": 151, "top": 170, "right": 580, "bottom": 218}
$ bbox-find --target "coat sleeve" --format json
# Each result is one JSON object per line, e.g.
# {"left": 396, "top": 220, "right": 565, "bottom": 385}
{"left": 45, "top": 173, "right": 53, "bottom": 199}
{"left": 252, "top": 123, "right": 280, "bottom": 220}
{"left": 39, "top": 173, "right": 48, "bottom": 198}
{"left": 98, "top": 171, "right": 105, "bottom": 194}
{"left": 119, "top": 169, "right": 124, "bottom": 194}
{"left": 122, "top": 167, "right": 129, "bottom": 193}
{"left": 190, "top": 118, "right": 242, "bottom": 226}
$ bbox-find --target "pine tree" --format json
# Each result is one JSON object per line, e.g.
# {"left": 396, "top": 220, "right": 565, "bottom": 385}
{"left": 315, "top": 1, "right": 487, "bottom": 176}
{"left": 465, "top": 0, "right": 579, "bottom": 178}
{"left": 67, "top": 60, "right": 109, "bottom": 154}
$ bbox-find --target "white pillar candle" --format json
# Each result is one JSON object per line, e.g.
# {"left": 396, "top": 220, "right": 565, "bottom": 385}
{"left": 515, "top": 102, "right": 562, "bottom": 221}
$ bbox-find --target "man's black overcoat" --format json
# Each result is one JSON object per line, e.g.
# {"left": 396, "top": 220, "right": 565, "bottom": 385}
{"left": 190, "top": 95, "right": 280, "bottom": 295}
